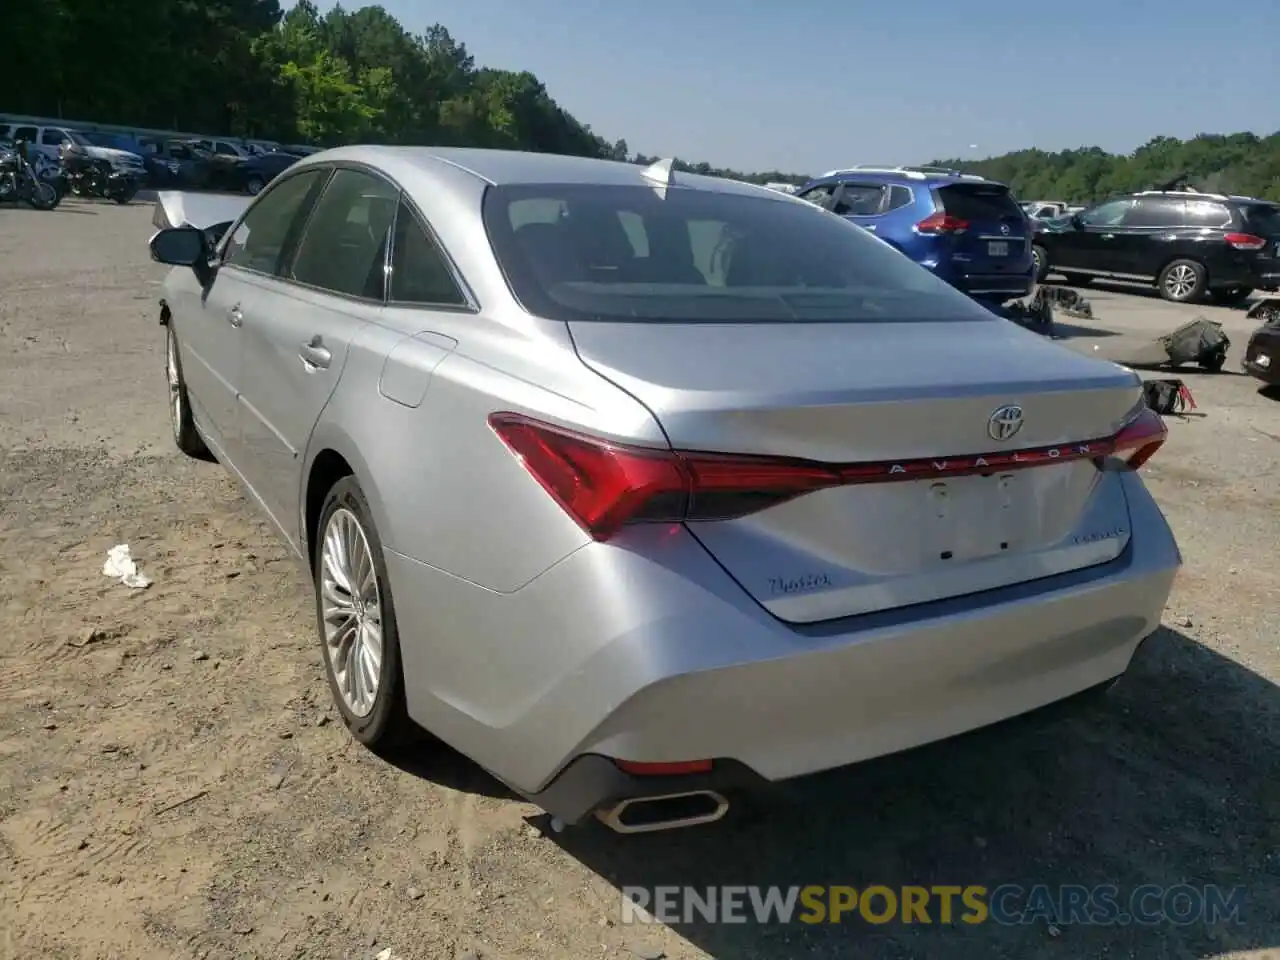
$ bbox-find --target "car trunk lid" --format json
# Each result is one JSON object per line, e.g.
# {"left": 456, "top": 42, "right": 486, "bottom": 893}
{"left": 569, "top": 317, "right": 1146, "bottom": 623}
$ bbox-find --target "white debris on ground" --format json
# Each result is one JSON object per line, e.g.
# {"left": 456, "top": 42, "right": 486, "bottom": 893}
{"left": 102, "top": 544, "right": 152, "bottom": 589}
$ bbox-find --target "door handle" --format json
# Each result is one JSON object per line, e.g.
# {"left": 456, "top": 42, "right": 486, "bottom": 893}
{"left": 299, "top": 336, "right": 331, "bottom": 370}
{"left": 227, "top": 305, "right": 243, "bottom": 327}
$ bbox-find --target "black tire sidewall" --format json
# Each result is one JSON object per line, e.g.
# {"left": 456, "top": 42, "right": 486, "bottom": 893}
{"left": 1159, "top": 259, "right": 1206, "bottom": 303}
{"left": 1032, "top": 245, "right": 1049, "bottom": 282}
{"left": 313, "top": 476, "right": 408, "bottom": 746}
{"left": 247, "top": 176, "right": 265, "bottom": 195}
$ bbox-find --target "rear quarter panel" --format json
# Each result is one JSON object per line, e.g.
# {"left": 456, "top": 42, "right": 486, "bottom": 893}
{"left": 305, "top": 308, "right": 664, "bottom": 594}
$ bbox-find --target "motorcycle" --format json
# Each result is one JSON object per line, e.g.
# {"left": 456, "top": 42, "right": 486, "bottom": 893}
{"left": 0, "top": 139, "right": 61, "bottom": 209}
{"left": 57, "top": 142, "right": 141, "bottom": 204}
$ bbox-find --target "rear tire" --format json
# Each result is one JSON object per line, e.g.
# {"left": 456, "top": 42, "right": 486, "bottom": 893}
{"left": 165, "top": 325, "right": 209, "bottom": 458}
{"left": 313, "top": 477, "right": 413, "bottom": 750}
{"left": 1158, "top": 259, "right": 1206, "bottom": 303}
{"left": 245, "top": 175, "right": 266, "bottom": 196}
{"left": 1031, "top": 245, "right": 1049, "bottom": 283}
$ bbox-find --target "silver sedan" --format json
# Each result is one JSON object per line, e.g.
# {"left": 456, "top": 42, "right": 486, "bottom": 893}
{"left": 149, "top": 146, "right": 1180, "bottom": 834}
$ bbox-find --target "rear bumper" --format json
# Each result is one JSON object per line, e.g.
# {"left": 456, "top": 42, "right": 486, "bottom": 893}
{"left": 387, "top": 473, "right": 1179, "bottom": 821}
{"left": 937, "top": 266, "right": 1035, "bottom": 300}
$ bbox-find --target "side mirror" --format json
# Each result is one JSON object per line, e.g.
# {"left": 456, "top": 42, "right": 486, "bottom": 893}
{"left": 150, "top": 226, "right": 214, "bottom": 286}
{"left": 150, "top": 226, "right": 206, "bottom": 266}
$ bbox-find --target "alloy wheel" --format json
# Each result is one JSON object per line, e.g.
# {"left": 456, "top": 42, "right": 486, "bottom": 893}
{"left": 319, "top": 508, "right": 384, "bottom": 718}
{"left": 1164, "top": 264, "right": 1198, "bottom": 300}
{"left": 166, "top": 332, "right": 183, "bottom": 439}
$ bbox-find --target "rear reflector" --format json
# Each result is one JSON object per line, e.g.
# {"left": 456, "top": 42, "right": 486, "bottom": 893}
{"left": 914, "top": 213, "right": 969, "bottom": 235}
{"left": 1224, "top": 233, "right": 1266, "bottom": 251}
{"left": 488, "top": 409, "right": 1166, "bottom": 542}
{"left": 615, "top": 759, "right": 713, "bottom": 776}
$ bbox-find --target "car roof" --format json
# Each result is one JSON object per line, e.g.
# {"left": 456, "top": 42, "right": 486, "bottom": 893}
{"left": 296, "top": 145, "right": 793, "bottom": 201}
{"left": 800, "top": 168, "right": 1006, "bottom": 192}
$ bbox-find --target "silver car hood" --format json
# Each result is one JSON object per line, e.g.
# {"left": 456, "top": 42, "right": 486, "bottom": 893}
{"left": 87, "top": 146, "right": 142, "bottom": 164}
{"left": 152, "top": 191, "right": 251, "bottom": 231}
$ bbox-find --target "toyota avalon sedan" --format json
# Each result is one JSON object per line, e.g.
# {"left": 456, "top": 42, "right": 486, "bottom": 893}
{"left": 148, "top": 146, "right": 1180, "bottom": 834}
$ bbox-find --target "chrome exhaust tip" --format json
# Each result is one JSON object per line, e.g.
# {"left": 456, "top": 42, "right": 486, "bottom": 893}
{"left": 595, "top": 790, "right": 730, "bottom": 834}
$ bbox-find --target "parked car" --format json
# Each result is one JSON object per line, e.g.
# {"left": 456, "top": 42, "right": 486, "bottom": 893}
{"left": 795, "top": 165, "right": 1035, "bottom": 304}
{"left": 276, "top": 143, "right": 323, "bottom": 156}
{"left": 147, "top": 146, "right": 1178, "bottom": 834}
{"left": 1021, "top": 200, "right": 1069, "bottom": 220}
{"left": 0, "top": 123, "right": 148, "bottom": 183}
{"left": 1242, "top": 297, "right": 1280, "bottom": 386}
{"left": 1032, "top": 191, "right": 1280, "bottom": 303}
{"left": 143, "top": 139, "right": 219, "bottom": 189}
{"left": 223, "top": 149, "right": 304, "bottom": 195}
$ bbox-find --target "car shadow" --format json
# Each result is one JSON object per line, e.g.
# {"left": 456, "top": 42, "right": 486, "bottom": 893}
{"left": 1258, "top": 384, "right": 1280, "bottom": 402}
{"left": 1049, "top": 321, "right": 1123, "bottom": 340}
{"left": 543, "top": 626, "right": 1278, "bottom": 959}
{"left": 1050, "top": 277, "right": 1261, "bottom": 312}
{"left": 380, "top": 730, "right": 520, "bottom": 803}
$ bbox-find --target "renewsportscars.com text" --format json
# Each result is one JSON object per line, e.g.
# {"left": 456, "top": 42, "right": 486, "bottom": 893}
{"left": 620, "top": 884, "right": 1246, "bottom": 927}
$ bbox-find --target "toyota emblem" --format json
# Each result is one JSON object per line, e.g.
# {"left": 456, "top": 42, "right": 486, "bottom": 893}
{"left": 1000, "top": 223, "right": 1011, "bottom": 236}
{"left": 987, "top": 404, "right": 1024, "bottom": 442}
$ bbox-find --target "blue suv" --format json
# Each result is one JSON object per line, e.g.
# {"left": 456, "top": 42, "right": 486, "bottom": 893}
{"left": 795, "top": 165, "right": 1034, "bottom": 303}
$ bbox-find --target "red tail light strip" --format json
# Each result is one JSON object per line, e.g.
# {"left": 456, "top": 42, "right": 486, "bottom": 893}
{"left": 1224, "top": 232, "right": 1266, "bottom": 251}
{"left": 488, "top": 407, "right": 1167, "bottom": 542}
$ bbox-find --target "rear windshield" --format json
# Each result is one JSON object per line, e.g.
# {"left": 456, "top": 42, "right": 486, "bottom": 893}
{"left": 934, "top": 184, "right": 1022, "bottom": 221}
{"left": 481, "top": 184, "right": 997, "bottom": 324}
{"left": 1242, "top": 203, "right": 1280, "bottom": 236}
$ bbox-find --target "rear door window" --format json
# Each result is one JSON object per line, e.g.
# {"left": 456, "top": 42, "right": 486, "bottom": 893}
{"left": 831, "top": 183, "right": 886, "bottom": 216}
{"left": 1122, "top": 197, "right": 1184, "bottom": 227}
{"left": 885, "top": 185, "right": 914, "bottom": 213}
{"left": 934, "top": 184, "right": 1022, "bottom": 221}
{"left": 289, "top": 168, "right": 399, "bottom": 299}
{"left": 388, "top": 200, "right": 468, "bottom": 306}
{"left": 41, "top": 129, "right": 67, "bottom": 146}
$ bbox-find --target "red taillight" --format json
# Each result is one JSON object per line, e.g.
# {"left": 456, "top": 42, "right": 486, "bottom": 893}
{"left": 489, "top": 411, "right": 1167, "bottom": 542}
{"left": 1224, "top": 232, "right": 1266, "bottom": 251}
{"left": 914, "top": 213, "right": 969, "bottom": 235}
{"left": 1109, "top": 407, "right": 1167, "bottom": 470}
{"left": 615, "top": 759, "right": 713, "bottom": 776}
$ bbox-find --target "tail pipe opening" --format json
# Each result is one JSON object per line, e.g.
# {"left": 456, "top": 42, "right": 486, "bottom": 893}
{"left": 595, "top": 790, "right": 730, "bottom": 834}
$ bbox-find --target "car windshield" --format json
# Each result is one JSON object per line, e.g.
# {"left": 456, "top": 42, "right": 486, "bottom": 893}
{"left": 65, "top": 130, "right": 95, "bottom": 146}
{"left": 482, "top": 183, "right": 997, "bottom": 324}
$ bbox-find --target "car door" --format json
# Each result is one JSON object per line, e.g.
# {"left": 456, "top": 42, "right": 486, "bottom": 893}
{"left": 183, "top": 167, "right": 331, "bottom": 460}
{"left": 234, "top": 166, "right": 399, "bottom": 538}
{"left": 1114, "top": 196, "right": 1186, "bottom": 278}
{"left": 1053, "top": 198, "right": 1133, "bottom": 272}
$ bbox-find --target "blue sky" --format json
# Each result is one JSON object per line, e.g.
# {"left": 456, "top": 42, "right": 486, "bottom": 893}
{"left": 301, "top": 0, "right": 1279, "bottom": 175}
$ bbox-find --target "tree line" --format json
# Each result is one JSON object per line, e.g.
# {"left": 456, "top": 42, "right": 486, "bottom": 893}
{"left": 935, "top": 133, "right": 1280, "bottom": 204}
{"left": 4, "top": 0, "right": 1277, "bottom": 199}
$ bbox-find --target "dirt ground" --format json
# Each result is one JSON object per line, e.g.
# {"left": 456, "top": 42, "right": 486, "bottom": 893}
{"left": 1, "top": 199, "right": 1277, "bottom": 960}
